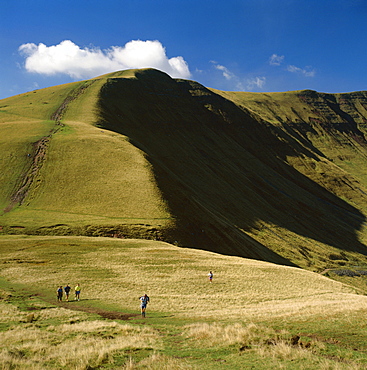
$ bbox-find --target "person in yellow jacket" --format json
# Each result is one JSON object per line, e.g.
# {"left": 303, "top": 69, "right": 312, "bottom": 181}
{"left": 74, "top": 283, "right": 81, "bottom": 301}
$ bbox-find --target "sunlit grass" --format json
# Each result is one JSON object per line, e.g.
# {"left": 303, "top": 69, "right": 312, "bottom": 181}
{"left": 0, "top": 235, "right": 366, "bottom": 321}
{"left": 124, "top": 353, "right": 193, "bottom": 369}
{"left": 0, "top": 73, "right": 171, "bottom": 231}
{"left": 1, "top": 235, "right": 367, "bottom": 368}
{"left": 0, "top": 317, "right": 160, "bottom": 369}
{"left": 184, "top": 322, "right": 365, "bottom": 369}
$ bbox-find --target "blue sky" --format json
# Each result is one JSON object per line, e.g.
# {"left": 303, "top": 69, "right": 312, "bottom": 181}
{"left": 1, "top": 0, "right": 367, "bottom": 99}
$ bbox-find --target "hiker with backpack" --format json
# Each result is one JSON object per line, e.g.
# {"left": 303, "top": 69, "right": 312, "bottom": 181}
{"left": 139, "top": 294, "right": 150, "bottom": 317}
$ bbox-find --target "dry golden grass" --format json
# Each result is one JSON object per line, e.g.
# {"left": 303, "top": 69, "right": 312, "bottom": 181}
{"left": 124, "top": 353, "right": 193, "bottom": 369}
{"left": 184, "top": 322, "right": 281, "bottom": 347}
{"left": 0, "top": 302, "right": 25, "bottom": 323}
{"left": 1, "top": 235, "right": 367, "bottom": 322}
{"left": 184, "top": 322, "right": 365, "bottom": 369}
{"left": 2, "top": 235, "right": 367, "bottom": 369}
{"left": 0, "top": 314, "right": 159, "bottom": 369}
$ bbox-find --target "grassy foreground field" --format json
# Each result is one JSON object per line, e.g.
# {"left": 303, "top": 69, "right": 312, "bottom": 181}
{"left": 1, "top": 235, "right": 367, "bottom": 369}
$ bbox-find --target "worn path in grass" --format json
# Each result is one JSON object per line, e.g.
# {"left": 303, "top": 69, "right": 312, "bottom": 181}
{"left": 50, "top": 300, "right": 140, "bottom": 321}
{"left": 7, "top": 282, "right": 367, "bottom": 369}
{"left": 2, "top": 235, "right": 367, "bottom": 368}
{"left": 2, "top": 235, "right": 367, "bottom": 322}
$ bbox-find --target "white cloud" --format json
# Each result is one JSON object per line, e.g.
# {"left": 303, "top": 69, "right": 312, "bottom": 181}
{"left": 287, "top": 64, "right": 315, "bottom": 77}
{"left": 246, "top": 76, "right": 266, "bottom": 89}
{"left": 269, "top": 54, "right": 284, "bottom": 66}
{"left": 18, "top": 39, "right": 191, "bottom": 79}
{"left": 269, "top": 54, "right": 315, "bottom": 78}
{"left": 213, "top": 63, "right": 235, "bottom": 80}
{"left": 211, "top": 61, "right": 266, "bottom": 91}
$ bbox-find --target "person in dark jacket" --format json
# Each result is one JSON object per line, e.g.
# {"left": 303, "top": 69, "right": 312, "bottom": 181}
{"left": 57, "top": 286, "right": 63, "bottom": 302}
{"left": 64, "top": 284, "right": 71, "bottom": 301}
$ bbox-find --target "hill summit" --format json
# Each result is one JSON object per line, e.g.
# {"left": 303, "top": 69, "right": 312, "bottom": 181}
{"left": 1, "top": 68, "right": 367, "bottom": 270}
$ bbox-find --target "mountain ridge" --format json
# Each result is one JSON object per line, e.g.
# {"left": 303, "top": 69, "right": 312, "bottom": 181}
{"left": 1, "top": 68, "right": 367, "bottom": 270}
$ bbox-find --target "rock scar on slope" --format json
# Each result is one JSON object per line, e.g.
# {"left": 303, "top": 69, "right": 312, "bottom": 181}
{"left": 4, "top": 82, "right": 94, "bottom": 213}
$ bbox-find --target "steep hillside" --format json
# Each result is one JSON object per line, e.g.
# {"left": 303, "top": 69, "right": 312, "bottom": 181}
{"left": 0, "top": 75, "right": 172, "bottom": 238}
{"left": 1, "top": 69, "right": 367, "bottom": 270}
{"left": 215, "top": 89, "right": 367, "bottom": 193}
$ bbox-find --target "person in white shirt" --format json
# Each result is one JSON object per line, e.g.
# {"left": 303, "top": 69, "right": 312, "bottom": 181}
{"left": 208, "top": 271, "right": 213, "bottom": 283}
{"left": 139, "top": 294, "right": 150, "bottom": 317}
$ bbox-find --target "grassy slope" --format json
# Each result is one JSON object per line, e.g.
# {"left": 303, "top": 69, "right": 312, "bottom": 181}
{"left": 1, "top": 235, "right": 367, "bottom": 369}
{"left": 0, "top": 84, "right": 73, "bottom": 210}
{"left": 213, "top": 88, "right": 367, "bottom": 266}
{"left": 96, "top": 70, "right": 367, "bottom": 270}
{"left": 1, "top": 69, "right": 367, "bottom": 271}
{"left": 214, "top": 88, "right": 367, "bottom": 202}
{"left": 0, "top": 73, "right": 172, "bottom": 231}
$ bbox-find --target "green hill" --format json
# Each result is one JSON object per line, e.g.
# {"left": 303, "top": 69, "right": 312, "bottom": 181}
{"left": 2, "top": 68, "right": 367, "bottom": 271}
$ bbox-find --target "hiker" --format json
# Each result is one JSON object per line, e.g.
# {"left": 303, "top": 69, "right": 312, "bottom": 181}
{"left": 208, "top": 271, "right": 213, "bottom": 283}
{"left": 139, "top": 294, "right": 150, "bottom": 317}
{"left": 64, "top": 284, "right": 71, "bottom": 301}
{"left": 57, "top": 286, "right": 63, "bottom": 302}
{"left": 74, "top": 283, "right": 81, "bottom": 301}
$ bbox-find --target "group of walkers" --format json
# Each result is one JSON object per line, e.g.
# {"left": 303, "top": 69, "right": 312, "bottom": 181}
{"left": 56, "top": 283, "right": 81, "bottom": 302}
{"left": 55, "top": 272, "right": 213, "bottom": 317}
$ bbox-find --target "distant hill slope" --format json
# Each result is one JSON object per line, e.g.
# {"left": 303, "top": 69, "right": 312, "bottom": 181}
{"left": 1, "top": 68, "right": 367, "bottom": 270}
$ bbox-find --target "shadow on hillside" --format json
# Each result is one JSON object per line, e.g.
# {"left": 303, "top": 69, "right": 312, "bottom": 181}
{"left": 96, "top": 69, "right": 367, "bottom": 267}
